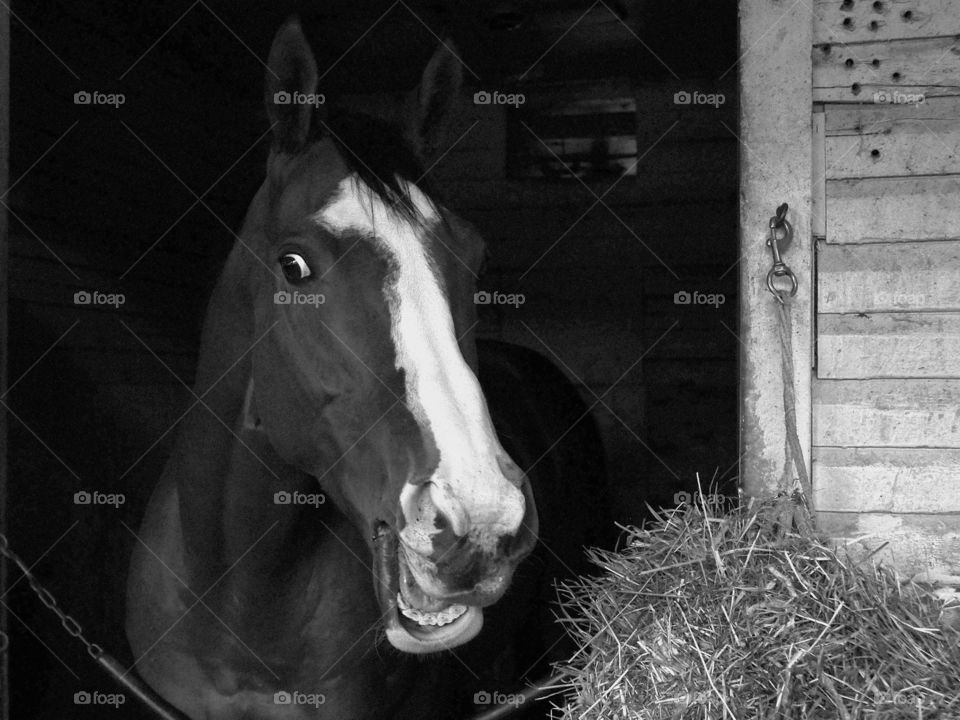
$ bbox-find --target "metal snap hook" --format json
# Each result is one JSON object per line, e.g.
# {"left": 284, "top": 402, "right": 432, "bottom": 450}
{"left": 766, "top": 205, "right": 798, "bottom": 302}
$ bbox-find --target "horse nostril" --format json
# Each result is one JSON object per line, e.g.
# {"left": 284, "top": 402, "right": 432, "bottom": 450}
{"left": 427, "top": 482, "right": 470, "bottom": 537}
{"left": 401, "top": 481, "right": 470, "bottom": 541}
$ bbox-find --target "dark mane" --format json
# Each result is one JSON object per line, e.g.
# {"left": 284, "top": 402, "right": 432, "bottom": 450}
{"left": 316, "top": 110, "right": 436, "bottom": 226}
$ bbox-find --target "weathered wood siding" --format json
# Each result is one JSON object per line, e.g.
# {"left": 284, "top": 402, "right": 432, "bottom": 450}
{"left": 813, "top": 3, "right": 960, "bottom": 575}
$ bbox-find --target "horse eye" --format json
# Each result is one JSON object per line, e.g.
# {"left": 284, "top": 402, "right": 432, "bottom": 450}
{"left": 279, "top": 253, "right": 312, "bottom": 282}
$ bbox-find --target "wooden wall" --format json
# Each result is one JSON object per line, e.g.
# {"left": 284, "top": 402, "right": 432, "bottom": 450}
{"left": 812, "top": 0, "right": 960, "bottom": 577}
{"left": 353, "top": 79, "right": 741, "bottom": 515}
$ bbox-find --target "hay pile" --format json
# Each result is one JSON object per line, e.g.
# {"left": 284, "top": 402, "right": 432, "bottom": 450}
{"left": 551, "top": 496, "right": 960, "bottom": 719}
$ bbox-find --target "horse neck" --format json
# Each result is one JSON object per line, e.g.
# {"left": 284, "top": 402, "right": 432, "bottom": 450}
{"left": 171, "top": 234, "right": 332, "bottom": 588}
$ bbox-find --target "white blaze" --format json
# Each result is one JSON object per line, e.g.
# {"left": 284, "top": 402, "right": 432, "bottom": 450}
{"left": 315, "top": 176, "right": 525, "bottom": 555}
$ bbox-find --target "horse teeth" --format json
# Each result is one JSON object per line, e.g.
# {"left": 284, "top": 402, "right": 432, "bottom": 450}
{"left": 395, "top": 592, "right": 467, "bottom": 627}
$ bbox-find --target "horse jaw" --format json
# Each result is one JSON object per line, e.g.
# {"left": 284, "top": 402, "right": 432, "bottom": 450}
{"left": 374, "top": 523, "right": 483, "bottom": 653}
{"left": 385, "top": 604, "right": 483, "bottom": 654}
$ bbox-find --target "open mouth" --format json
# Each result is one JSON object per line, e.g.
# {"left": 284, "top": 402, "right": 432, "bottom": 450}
{"left": 374, "top": 523, "right": 483, "bottom": 654}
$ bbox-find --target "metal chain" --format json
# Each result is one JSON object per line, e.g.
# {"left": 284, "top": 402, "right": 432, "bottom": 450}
{"left": 0, "top": 532, "right": 103, "bottom": 659}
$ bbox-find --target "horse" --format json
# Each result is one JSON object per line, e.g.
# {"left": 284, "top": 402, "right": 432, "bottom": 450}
{"left": 126, "top": 18, "right": 609, "bottom": 719}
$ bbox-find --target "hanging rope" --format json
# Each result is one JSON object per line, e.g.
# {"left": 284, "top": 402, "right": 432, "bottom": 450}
{"left": 765, "top": 204, "right": 813, "bottom": 533}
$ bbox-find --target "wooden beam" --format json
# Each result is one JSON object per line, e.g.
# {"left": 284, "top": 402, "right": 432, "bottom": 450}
{"left": 739, "top": 0, "right": 813, "bottom": 498}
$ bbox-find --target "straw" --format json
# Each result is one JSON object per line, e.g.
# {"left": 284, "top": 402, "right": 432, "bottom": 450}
{"left": 550, "top": 495, "right": 960, "bottom": 719}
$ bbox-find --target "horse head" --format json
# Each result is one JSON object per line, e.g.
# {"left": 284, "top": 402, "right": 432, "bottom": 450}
{"left": 237, "top": 18, "right": 538, "bottom": 654}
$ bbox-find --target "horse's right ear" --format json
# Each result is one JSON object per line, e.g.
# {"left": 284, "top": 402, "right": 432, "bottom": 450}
{"left": 266, "top": 17, "right": 318, "bottom": 153}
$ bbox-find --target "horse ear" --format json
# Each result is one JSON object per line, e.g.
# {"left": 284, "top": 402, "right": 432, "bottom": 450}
{"left": 266, "top": 17, "right": 318, "bottom": 153}
{"left": 412, "top": 40, "right": 463, "bottom": 158}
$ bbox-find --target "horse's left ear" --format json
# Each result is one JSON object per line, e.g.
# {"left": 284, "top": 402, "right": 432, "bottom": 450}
{"left": 266, "top": 17, "right": 319, "bottom": 153}
{"left": 412, "top": 40, "right": 463, "bottom": 158}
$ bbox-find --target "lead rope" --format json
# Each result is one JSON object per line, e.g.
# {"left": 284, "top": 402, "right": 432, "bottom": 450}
{"left": 765, "top": 204, "right": 813, "bottom": 534}
{"left": 0, "top": 532, "right": 190, "bottom": 720}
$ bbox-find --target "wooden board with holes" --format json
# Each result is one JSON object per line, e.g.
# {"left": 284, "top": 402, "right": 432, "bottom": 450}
{"left": 813, "top": 35, "right": 960, "bottom": 103}
{"left": 824, "top": 97, "right": 960, "bottom": 179}
{"left": 814, "top": 0, "right": 960, "bottom": 44}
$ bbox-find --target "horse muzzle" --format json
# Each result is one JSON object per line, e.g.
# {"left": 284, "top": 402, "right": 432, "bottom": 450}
{"left": 372, "top": 478, "right": 538, "bottom": 654}
{"left": 373, "top": 523, "right": 484, "bottom": 653}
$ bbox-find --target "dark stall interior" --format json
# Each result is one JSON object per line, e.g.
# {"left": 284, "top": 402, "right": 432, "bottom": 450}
{"left": 3, "top": 0, "right": 738, "bottom": 716}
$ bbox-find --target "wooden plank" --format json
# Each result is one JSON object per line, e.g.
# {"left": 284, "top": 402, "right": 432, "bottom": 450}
{"left": 825, "top": 98, "right": 960, "bottom": 179}
{"left": 826, "top": 175, "right": 960, "bottom": 243}
{"left": 817, "top": 511, "right": 960, "bottom": 574}
{"left": 740, "top": 0, "right": 813, "bottom": 497}
{"left": 814, "top": 0, "right": 960, "bottom": 44}
{"left": 812, "top": 109, "right": 826, "bottom": 238}
{"left": 813, "top": 35, "right": 960, "bottom": 103}
{"left": 818, "top": 312, "right": 960, "bottom": 378}
{"left": 813, "top": 378, "right": 960, "bottom": 447}
{"left": 814, "top": 447, "right": 960, "bottom": 512}
{"left": 818, "top": 241, "right": 960, "bottom": 312}
{"left": 824, "top": 96, "right": 960, "bottom": 133}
